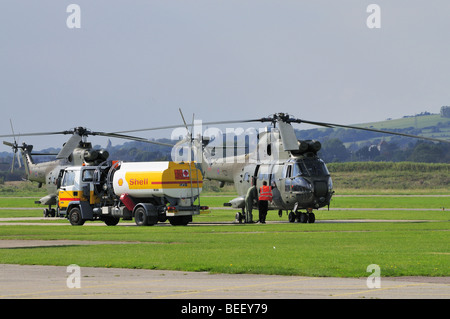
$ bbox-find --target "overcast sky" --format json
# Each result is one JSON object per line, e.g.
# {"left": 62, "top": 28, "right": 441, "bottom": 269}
{"left": 1, "top": 1, "right": 450, "bottom": 149}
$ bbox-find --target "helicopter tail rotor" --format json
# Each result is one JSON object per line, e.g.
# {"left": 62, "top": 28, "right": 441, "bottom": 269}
{"left": 3, "top": 141, "right": 18, "bottom": 173}
{"left": 3, "top": 120, "right": 23, "bottom": 173}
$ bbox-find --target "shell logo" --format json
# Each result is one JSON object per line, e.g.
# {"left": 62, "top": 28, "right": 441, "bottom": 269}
{"left": 118, "top": 178, "right": 123, "bottom": 186}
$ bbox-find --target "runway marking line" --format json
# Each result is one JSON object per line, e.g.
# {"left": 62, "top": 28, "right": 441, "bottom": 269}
{"left": 153, "top": 277, "right": 321, "bottom": 299}
{"left": 331, "top": 282, "right": 429, "bottom": 297}
{"left": 0, "top": 279, "right": 165, "bottom": 299}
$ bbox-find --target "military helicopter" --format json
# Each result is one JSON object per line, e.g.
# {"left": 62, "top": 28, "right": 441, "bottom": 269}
{"left": 1, "top": 126, "right": 167, "bottom": 217}
{"left": 114, "top": 112, "right": 449, "bottom": 223}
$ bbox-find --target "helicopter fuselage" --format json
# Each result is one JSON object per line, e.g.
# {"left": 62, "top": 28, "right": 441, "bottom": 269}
{"left": 197, "top": 127, "right": 334, "bottom": 214}
{"left": 206, "top": 155, "right": 333, "bottom": 212}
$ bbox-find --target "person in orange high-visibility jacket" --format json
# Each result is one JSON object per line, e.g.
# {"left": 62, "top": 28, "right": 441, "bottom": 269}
{"left": 258, "top": 181, "right": 272, "bottom": 224}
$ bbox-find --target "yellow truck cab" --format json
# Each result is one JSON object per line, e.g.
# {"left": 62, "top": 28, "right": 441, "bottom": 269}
{"left": 58, "top": 166, "right": 100, "bottom": 210}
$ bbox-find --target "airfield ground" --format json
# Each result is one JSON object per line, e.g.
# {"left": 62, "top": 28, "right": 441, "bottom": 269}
{"left": 0, "top": 192, "right": 449, "bottom": 299}
{"left": 1, "top": 263, "right": 448, "bottom": 299}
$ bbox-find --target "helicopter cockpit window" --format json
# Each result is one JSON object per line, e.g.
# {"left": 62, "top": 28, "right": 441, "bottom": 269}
{"left": 296, "top": 159, "right": 330, "bottom": 177}
{"left": 284, "top": 164, "right": 292, "bottom": 178}
{"left": 293, "top": 163, "right": 304, "bottom": 176}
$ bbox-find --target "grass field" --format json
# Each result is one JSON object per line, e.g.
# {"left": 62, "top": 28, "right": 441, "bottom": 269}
{"left": 0, "top": 221, "right": 448, "bottom": 278}
{"left": 328, "top": 162, "right": 449, "bottom": 191}
{"left": 0, "top": 189, "right": 448, "bottom": 278}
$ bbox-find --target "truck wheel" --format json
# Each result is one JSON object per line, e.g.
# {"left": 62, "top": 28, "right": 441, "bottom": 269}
{"left": 68, "top": 207, "right": 85, "bottom": 226}
{"left": 169, "top": 216, "right": 190, "bottom": 226}
{"left": 135, "top": 207, "right": 149, "bottom": 226}
{"left": 104, "top": 217, "right": 120, "bottom": 226}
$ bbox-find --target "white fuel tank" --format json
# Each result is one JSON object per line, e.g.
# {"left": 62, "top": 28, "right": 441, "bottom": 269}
{"left": 112, "top": 161, "right": 202, "bottom": 199}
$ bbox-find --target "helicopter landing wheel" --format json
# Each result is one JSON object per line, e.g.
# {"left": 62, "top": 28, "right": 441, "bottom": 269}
{"left": 288, "top": 211, "right": 296, "bottom": 223}
{"left": 308, "top": 212, "right": 315, "bottom": 223}
{"left": 299, "top": 212, "right": 308, "bottom": 223}
{"left": 43, "top": 208, "right": 56, "bottom": 217}
{"left": 235, "top": 212, "right": 245, "bottom": 223}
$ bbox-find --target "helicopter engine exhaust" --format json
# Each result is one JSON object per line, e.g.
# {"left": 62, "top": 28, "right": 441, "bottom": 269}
{"left": 296, "top": 140, "right": 321, "bottom": 155}
{"left": 83, "top": 149, "right": 109, "bottom": 164}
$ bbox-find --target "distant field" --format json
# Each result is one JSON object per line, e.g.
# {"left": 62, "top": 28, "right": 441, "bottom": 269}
{"left": 356, "top": 114, "right": 450, "bottom": 131}
{"left": 328, "top": 162, "right": 449, "bottom": 191}
{"left": 354, "top": 114, "right": 450, "bottom": 143}
{"left": 298, "top": 114, "right": 450, "bottom": 145}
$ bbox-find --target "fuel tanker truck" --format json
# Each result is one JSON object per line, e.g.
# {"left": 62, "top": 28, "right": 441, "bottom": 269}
{"left": 57, "top": 160, "right": 208, "bottom": 226}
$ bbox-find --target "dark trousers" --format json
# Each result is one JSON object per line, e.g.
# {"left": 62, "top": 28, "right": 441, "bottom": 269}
{"left": 258, "top": 200, "right": 268, "bottom": 223}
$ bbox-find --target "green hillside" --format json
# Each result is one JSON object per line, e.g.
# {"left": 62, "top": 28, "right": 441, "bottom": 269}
{"left": 297, "top": 113, "right": 450, "bottom": 146}
{"left": 354, "top": 114, "right": 450, "bottom": 141}
{"left": 357, "top": 114, "right": 449, "bottom": 130}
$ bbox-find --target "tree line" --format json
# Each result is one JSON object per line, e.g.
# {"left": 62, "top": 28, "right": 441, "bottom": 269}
{"left": 319, "top": 138, "right": 449, "bottom": 163}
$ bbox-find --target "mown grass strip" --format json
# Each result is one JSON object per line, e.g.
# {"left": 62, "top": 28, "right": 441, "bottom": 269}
{"left": 0, "top": 222, "right": 448, "bottom": 277}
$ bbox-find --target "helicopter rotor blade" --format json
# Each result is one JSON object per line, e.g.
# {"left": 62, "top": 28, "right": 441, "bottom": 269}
{"left": 16, "top": 151, "right": 22, "bottom": 168}
{"left": 3, "top": 141, "right": 15, "bottom": 148}
{"left": 178, "top": 108, "right": 190, "bottom": 136}
{"left": 0, "top": 131, "right": 69, "bottom": 139}
{"left": 93, "top": 131, "right": 175, "bottom": 147}
{"left": 203, "top": 113, "right": 450, "bottom": 144}
{"left": 111, "top": 118, "right": 259, "bottom": 135}
{"left": 10, "top": 150, "right": 15, "bottom": 173}
{"left": 9, "top": 119, "right": 17, "bottom": 144}
{"left": 277, "top": 120, "right": 300, "bottom": 151}
{"left": 56, "top": 134, "right": 83, "bottom": 159}
{"left": 295, "top": 118, "right": 450, "bottom": 143}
